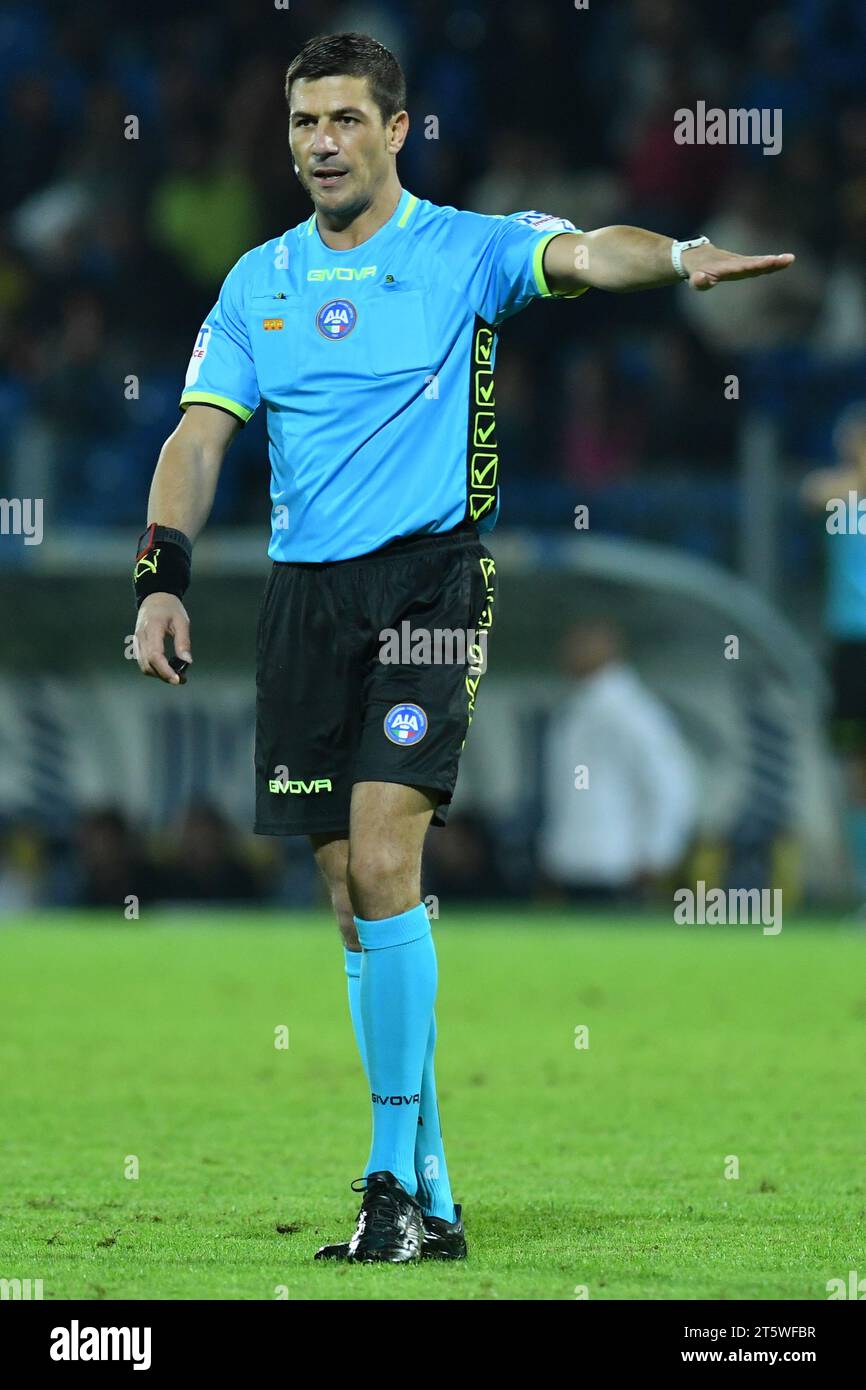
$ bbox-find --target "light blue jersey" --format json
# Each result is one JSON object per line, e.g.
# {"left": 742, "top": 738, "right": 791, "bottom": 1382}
{"left": 180, "top": 189, "right": 584, "bottom": 561}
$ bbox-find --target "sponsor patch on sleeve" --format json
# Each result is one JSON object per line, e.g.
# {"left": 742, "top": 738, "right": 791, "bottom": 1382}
{"left": 509, "top": 210, "right": 578, "bottom": 232}
{"left": 184, "top": 325, "right": 211, "bottom": 387}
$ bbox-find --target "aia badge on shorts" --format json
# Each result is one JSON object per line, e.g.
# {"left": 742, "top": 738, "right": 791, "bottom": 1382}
{"left": 384, "top": 703, "right": 428, "bottom": 746}
{"left": 316, "top": 299, "right": 357, "bottom": 339}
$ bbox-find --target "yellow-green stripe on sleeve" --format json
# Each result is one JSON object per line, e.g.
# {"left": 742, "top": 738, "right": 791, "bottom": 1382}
{"left": 180, "top": 391, "right": 255, "bottom": 423}
{"left": 532, "top": 231, "right": 589, "bottom": 299}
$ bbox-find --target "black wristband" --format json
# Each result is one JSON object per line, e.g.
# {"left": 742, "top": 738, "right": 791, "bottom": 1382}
{"left": 133, "top": 523, "right": 192, "bottom": 609}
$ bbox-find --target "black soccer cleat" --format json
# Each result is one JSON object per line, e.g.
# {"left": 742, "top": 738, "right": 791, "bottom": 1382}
{"left": 314, "top": 1240, "right": 351, "bottom": 1261}
{"left": 315, "top": 1197, "right": 466, "bottom": 1262}
{"left": 320, "top": 1170, "right": 425, "bottom": 1264}
{"left": 419, "top": 1203, "right": 467, "bottom": 1260}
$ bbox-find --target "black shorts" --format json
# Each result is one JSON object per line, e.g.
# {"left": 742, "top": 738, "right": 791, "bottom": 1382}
{"left": 254, "top": 524, "right": 497, "bottom": 837}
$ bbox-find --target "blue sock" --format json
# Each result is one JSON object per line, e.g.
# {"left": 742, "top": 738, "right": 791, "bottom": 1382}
{"left": 354, "top": 904, "right": 437, "bottom": 1197}
{"left": 344, "top": 942, "right": 455, "bottom": 1218}
{"left": 344, "top": 948, "right": 368, "bottom": 1075}
{"left": 413, "top": 1012, "right": 456, "bottom": 1222}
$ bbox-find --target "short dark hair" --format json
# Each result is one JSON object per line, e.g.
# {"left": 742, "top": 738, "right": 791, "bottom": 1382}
{"left": 285, "top": 31, "right": 406, "bottom": 124}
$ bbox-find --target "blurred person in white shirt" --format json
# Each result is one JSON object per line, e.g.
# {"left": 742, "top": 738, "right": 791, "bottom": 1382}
{"left": 539, "top": 621, "right": 698, "bottom": 902}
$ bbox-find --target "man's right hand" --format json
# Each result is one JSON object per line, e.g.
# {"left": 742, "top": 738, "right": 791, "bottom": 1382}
{"left": 135, "top": 593, "right": 193, "bottom": 685}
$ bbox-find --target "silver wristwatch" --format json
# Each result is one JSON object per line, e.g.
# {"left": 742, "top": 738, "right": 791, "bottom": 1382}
{"left": 671, "top": 236, "right": 710, "bottom": 279}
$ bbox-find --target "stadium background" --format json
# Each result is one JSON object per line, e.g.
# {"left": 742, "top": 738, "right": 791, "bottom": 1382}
{"left": 1, "top": 0, "right": 865, "bottom": 910}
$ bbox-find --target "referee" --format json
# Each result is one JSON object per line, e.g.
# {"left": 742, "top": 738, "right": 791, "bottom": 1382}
{"left": 133, "top": 31, "right": 794, "bottom": 1264}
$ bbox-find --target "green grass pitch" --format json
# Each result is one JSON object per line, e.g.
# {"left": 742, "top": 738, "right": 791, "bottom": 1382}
{"left": 1, "top": 911, "right": 863, "bottom": 1301}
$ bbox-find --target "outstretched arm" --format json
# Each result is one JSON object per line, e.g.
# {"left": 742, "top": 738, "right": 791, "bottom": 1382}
{"left": 543, "top": 225, "right": 795, "bottom": 294}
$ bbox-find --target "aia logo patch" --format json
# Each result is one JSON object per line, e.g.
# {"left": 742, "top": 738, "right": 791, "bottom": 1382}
{"left": 384, "top": 703, "right": 428, "bottom": 746}
{"left": 316, "top": 298, "right": 357, "bottom": 339}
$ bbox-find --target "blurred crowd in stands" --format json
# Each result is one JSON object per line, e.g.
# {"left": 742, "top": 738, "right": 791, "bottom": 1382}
{"left": 1, "top": 0, "right": 866, "bottom": 544}
{"left": 1, "top": 1, "right": 865, "bottom": 912}
{"left": 0, "top": 802, "right": 515, "bottom": 911}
